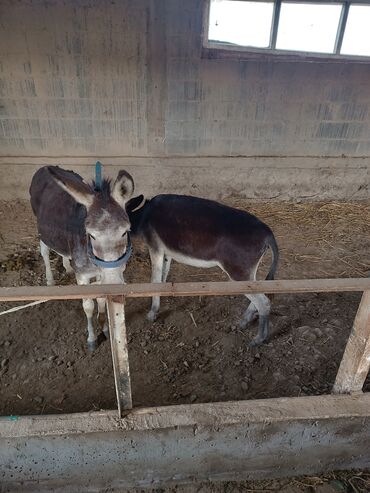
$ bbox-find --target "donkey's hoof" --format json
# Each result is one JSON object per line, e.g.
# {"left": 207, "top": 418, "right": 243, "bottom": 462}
{"left": 87, "top": 340, "right": 98, "bottom": 352}
{"left": 103, "top": 327, "right": 109, "bottom": 339}
{"left": 147, "top": 310, "right": 158, "bottom": 323}
{"left": 46, "top": 280, "right": 55, "bottom": 286}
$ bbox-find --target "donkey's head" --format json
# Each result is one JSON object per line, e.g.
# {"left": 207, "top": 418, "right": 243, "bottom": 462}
{"left": 48, "top": 167, "right": 134, "bottom": 265}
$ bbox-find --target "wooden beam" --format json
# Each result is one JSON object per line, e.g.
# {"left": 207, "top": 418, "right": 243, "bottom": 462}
{"left": 0, "top": 278, "right": 369, "bottom": 302}
{"left": 332, "top": 290, "right": 370, "bottom": 394}
{"left": 106, "top": 296, "right": 132, "bottom": 414}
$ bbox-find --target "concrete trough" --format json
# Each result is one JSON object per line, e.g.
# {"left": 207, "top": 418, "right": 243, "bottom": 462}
{"left": 1, "top": 393, "right": 369, "bottom": 491}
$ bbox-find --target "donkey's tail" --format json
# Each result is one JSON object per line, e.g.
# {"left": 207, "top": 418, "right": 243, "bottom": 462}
{"left": 265, "top": 233, "right": 279, "bottom": 280}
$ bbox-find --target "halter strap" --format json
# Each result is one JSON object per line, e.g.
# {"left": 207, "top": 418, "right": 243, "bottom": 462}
{"left": 95, "top": 161, "right": 102, "bottom": 191}
{"left": 87, "top": 234, "right": 132, "bottom": 269}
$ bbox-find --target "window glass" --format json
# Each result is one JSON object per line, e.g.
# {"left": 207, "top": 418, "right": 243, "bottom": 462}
{"left": 341, "top": 5, "right": 370, "bottom": 56}
{"left": 208, "top": 0, "right": 274, "bottom": 48}
{"left": 276, "top": 2, "right": 342, "bottom": 53}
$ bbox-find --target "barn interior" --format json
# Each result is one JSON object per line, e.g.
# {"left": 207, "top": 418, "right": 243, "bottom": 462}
{"left": 0, "top": 0, "right": 369, "bottom": 491}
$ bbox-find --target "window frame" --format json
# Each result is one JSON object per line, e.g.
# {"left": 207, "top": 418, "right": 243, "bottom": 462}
{"left": 202, "top": 0, "right": 370, "bottom": 63}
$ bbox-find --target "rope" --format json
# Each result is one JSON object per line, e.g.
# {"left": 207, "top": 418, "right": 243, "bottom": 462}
{"left": 0, "top": 299, "right": 48, "bottom": 317}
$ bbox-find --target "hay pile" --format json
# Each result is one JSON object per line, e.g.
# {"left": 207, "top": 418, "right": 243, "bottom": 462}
{"left": 231, "top": 200, "right": 370, "bottom": 278}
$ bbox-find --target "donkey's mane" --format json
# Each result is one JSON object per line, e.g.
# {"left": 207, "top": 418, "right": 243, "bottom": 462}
{"left": 91, "top": 178, "right": 112, "bottom": 203}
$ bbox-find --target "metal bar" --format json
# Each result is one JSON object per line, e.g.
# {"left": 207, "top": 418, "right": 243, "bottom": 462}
{"left": 202, "top": 0, "right": 211, "bottom": 46}
{"left": 335, "top": 1, "right": 350, "bottom": 54}
{"left": 332, "top": 290, "right": 370, "bottom": 394}
{"left": 106, "top": 295, "right": 132, "bottom": 415}
{"left": 0, "top": 278, "right": 370, "bottom": 302}
{"left": 270, "top": 0, "right": 281, "bottom": 49}
{"left": 203, "top": 44, "right": 370, "bottom": 62}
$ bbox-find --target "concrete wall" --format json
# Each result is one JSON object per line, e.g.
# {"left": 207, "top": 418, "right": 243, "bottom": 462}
{"left": 1, "top": 394, "right": 370, "bottom": 491}
{"left": 0, "top": 0, "right": 369, "bottom": 200}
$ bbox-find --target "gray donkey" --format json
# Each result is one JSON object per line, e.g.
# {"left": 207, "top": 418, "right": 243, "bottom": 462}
{"left": 30, "top": 165, "right": 134, "bottom": 350}
{"left": 128, "top": 194, "right": 279, "bottom": 346}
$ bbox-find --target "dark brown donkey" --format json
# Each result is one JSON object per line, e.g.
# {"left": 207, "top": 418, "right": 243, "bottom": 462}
{"left": 30, "top": 166, "right": 134, "bottom": 350}
{"left": 129, "top": 194, "right": 279, "bottom": 346}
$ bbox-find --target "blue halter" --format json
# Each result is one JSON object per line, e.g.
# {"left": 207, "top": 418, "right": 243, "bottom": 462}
{"left": 87, "top": 161, "right": 133, "bottom": 269}
{"left": 87, "top": 234, "right": 133, "bottom": 269}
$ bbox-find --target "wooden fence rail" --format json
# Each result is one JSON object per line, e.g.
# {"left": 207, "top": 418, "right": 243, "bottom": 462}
{"left": 0, "top": 277, "right": 369, "bottom": 301}
{"left": 0, "top": 278, "right": 369, "bottom": 416}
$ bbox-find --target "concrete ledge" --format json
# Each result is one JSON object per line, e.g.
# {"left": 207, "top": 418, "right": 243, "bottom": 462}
{"left": 0, "top": 156, "right": 369, "bottom": 201}
{"left": 1, "top": 394, "right": 369, "bottom": 491}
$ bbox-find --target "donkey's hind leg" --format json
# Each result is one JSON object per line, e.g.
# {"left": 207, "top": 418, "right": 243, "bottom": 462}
{"left": 239, "top": 301, "right": 258, "bottom": 329}
{"left": 40, "top": 240, "right": 55, "bottom": 286}
{"left": 162, "top": 255, "right": 172, "bottom": 282}
{"left": 244, "top": 258, "right": 270, "bottom": 346}
{"left": 226, "top": 260, "right": 271, "bottom": 346}
{"left": 245, "top": 293, "right": 271, "bottom": 346}
{"left": 147, "top": 248, "right": 164, "bottom": 322}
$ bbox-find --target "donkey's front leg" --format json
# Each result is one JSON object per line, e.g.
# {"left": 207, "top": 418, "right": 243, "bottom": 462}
{"left": 76, "top": 274, "right": 97, "bottom": 351}
{"left": 147, "top": 249, "right": 164, "bottom": 322}
{"left": 83, "top": 298, "right": 96, "bottom": 351}
{"left": 97, "top": 297, "right": 109, "bottom": 339}
{"left": 40, "top": 240, "right": 55, "bottom": 286}
{"left": 62, "top": 256, "right": 74, "bottom": 274}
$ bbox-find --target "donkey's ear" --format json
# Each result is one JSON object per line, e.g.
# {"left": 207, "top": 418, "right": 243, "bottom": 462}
{"left": 112, "top": 170, "right": 134, "bottom": 208}
{"left": 47, "top": 166, "right": 94, "bottom": 209}
{"left": 126, "top": 194, "right": 144, "bottom": 213}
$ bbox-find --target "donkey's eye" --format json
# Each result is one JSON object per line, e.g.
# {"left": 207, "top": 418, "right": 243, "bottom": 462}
{"left": 89, "top": 234, "right": 96, "bottom": 240}
{"left": 121, "top": 232, "right": 127, "bottom": 238}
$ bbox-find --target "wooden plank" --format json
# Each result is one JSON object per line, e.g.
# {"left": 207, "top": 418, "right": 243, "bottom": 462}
{"left": 0, "top": 277, "right": 369, "bottom": 302}
{"left": 106, "top": 296, "right": 132, "bottom": 414}
{"left": 332, "top": 290, "right": 370, "bottom": 394}
{"left": 1, "top": 394, "right": 370, "bottom": 490}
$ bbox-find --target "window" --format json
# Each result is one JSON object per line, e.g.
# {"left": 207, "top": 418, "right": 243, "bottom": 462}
{"left": 276, "top": 3, "right": 342, "bottom": 53}
{"left": 341, "top": 5, "right": 370, "bottom": 56}
{"left": 205, "top": 0, "right": 370, "bottom": 60}
{"left": 208, "top": 1, "right": 274, "bottom": 48}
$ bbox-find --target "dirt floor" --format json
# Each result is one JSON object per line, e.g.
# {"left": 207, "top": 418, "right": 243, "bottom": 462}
{"left": 124, "top": 471, "right": 370, "bottom": 493}
{"left": 0, "top": 199, "right": 369, "bottom": 417}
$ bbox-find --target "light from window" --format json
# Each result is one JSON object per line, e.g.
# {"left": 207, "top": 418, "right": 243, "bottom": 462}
{"left": 341, "top": 5, "right": 370, "bottom": 56}
{"left": 208, "top": 0, "right": 274, "bottom": 48}
{"left": 276, "top": 3, "right": 342, "bottom": 54}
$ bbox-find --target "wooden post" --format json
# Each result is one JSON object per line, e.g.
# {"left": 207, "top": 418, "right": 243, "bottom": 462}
{"left": 106, "top": 295, "right": 132, "bottom": 415}
{"left": 332, "top": 290, "right": 370, "bottom": 394}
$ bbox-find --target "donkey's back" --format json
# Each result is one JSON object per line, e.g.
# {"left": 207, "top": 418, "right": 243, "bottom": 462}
{"left": 137, "top": 194, "right": 275, "bottom": 260}
{"left": 133, "top": 194, "right": 278, "bottom": 279}
{"left": 30, "top": 166, "right": 86, "bottom": 257}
